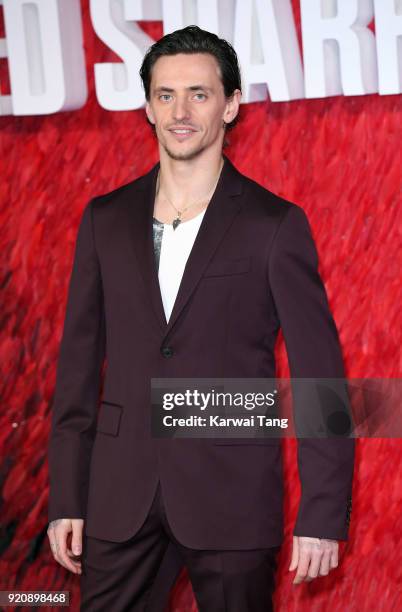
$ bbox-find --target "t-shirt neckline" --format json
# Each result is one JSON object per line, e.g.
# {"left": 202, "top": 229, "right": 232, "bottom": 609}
{"left": 153, "top": 207, "right": 206, "bottom": 228}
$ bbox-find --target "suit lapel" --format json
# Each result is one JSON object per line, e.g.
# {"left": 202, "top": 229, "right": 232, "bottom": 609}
{"left": 125, "top": 159, "right": 167, "bottom": 332}
{"left": 126, "top": 154, "right": 245, "bottom": 339}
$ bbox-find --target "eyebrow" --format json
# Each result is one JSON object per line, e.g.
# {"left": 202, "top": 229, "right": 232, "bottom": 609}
{"left": 154, "top": 85, "right": 213, "bottom": 94}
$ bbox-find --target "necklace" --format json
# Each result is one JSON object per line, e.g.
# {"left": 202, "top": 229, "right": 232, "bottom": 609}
{"left": 155, "top": 159, "right": 223, "bottom": 230}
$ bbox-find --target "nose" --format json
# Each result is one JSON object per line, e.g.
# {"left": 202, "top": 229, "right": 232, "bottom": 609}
{"left": 172, "top": 96, "right": 191, "bottom": 122}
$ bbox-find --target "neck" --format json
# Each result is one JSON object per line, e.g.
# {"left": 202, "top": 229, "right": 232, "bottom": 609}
{"left": 157, "top": 152, "right": 225, "bottom": 209}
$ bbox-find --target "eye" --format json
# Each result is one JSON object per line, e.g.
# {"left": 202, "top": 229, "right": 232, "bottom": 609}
{"left": 159, "top": 94, "right": 172, "bottom": 101}
{"left": 194, "top": 93, "right": 207, "bottom": 100}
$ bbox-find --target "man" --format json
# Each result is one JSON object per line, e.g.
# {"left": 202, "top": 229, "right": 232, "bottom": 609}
{"left": 47, "top": 25, "right": 354, "bottom": 611}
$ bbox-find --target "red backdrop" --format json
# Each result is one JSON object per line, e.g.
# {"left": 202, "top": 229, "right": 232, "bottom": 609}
{"left": 0, "top": 2, "right": 401, "bottom": 610}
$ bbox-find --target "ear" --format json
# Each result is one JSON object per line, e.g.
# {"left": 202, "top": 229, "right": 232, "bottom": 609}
{"left": 223, "top": 89, "right": 242, "bottom": 124}
{"left": 145, "top": 101, "right": 155, "bottom": 125}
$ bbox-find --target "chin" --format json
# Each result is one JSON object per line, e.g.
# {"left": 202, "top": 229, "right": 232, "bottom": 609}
{"left": 164, "top": 143, "right": 206, "bottom": 161}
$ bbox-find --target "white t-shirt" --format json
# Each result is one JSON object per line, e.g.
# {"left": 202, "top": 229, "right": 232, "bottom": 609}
{"left": 152, "top": 208, "right": 206, "bottom": 323}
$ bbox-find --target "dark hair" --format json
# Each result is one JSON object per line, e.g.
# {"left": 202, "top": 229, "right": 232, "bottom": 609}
{"left": 139, "top": 25, "right": 242, "bottom": 138}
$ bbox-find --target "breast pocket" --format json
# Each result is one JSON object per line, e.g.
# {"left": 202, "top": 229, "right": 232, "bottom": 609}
{"left": 96, "top": 401, "right": 123, "bottom": 437}
{"left": 203, "top": 256, "right": 251, "bottom": 278}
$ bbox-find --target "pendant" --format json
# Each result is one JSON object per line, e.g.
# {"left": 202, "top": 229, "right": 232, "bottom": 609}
{"left": 172, "top": 217, "right": 181, "bottom": 230}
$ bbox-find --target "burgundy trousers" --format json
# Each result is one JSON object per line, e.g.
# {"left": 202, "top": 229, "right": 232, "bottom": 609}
{"left": 80, "top": 482, "right": 280, "bottom": 611}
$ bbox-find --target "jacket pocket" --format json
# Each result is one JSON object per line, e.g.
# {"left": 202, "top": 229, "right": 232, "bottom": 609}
{"left": 96, "top": 401, "right": 123, "bottom": 436}
{"left": 203, "top": 256, "right": 251, "bottom": 278}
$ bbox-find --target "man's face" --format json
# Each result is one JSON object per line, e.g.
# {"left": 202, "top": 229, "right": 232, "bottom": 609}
{"left": 145, "top": 53, "right": 240, "bottom": 161}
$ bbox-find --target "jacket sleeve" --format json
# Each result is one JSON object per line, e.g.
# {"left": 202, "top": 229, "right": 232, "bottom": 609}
{"left": 47, "top": 199, "right": 106, "bottom": 522}
{"left": 268, "top": 204, "right": 355, "bottom": 540}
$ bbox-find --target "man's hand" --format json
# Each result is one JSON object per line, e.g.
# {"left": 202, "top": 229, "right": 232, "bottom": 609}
{"left": 289, "top": 536, "right": 338, "bottom": 584}
{"left": 47, "top": 519, "right": 84, "bottom": 574}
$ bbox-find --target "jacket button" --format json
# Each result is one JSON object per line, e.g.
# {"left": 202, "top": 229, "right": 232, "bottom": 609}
{"left": 161, "top": 346, "right": 174, "bottom": 358}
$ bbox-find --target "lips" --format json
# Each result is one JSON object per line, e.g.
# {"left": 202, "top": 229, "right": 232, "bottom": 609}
{"left": 168, "top": 128, "right": 197, "bottom": 141}
{"left": 169, "top": 128, "right": 197, "bottom": 133}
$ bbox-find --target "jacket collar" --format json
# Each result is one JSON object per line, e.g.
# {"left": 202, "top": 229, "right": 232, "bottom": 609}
{"left": 126, "top": 153, "right": 245, "bottom": 339}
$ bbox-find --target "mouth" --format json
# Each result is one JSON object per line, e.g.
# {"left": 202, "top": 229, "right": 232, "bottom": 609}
{"left": 168, "top": 128, "right": 197, "bottom": 141}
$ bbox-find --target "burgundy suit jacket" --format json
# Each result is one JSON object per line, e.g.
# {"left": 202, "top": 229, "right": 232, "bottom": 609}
{"left": 48, "top": 154, "right": 354, "bottom": 548}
